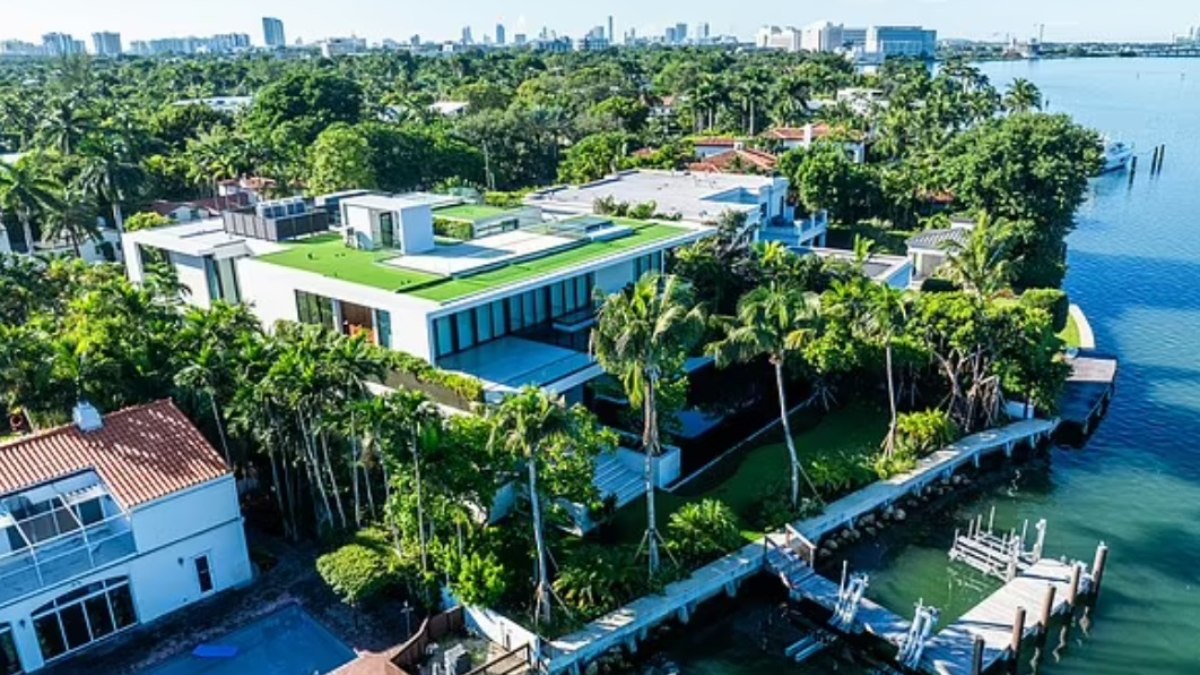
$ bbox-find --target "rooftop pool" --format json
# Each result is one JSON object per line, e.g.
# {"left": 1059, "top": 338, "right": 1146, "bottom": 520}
{"left": 140, "top": 605, "right": 356, "bottom": 675}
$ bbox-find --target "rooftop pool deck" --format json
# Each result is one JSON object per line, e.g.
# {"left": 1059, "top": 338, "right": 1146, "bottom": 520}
{"left": 257, "top": 221, "right": 693, "bottom": 304}
{"left": 138, "top": 605, "right": 355, "bottom": 675}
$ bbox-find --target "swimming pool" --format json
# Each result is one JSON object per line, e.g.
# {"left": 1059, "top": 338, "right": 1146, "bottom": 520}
{"left": 140, "top": 605, "right": 356, "bottom": 675}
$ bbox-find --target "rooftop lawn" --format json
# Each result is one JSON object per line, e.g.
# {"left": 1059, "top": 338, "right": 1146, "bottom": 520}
{"left": 405, "top": 222, "right": 692, "bottom": 303}
{"left": 608, "top": 401, "right": 889, "bottom": 545}
{"left": 256, "top": 235, "right": 442, "bottom": 292}
{"left": 257, "top": 222, "right": 693, "bottom": 303}
{"left": 433, "top": 204, "right": 522, "bottom": 222}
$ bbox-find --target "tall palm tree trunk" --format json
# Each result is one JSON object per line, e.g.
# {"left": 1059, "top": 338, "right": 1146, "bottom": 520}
{"left": 412, "top": 434, "right": 428, "bottom": 573}
{"left": 298, "top": 413, "right": 334, "bottom": 527}
{"left": 884, "top": 342, "right": 899, "bottom": 458}
{"left": 527, "top": 453, "right": 552, "bottom": 625}
{"left": 773, "top": 358, "right": 820, "bottom": 506}
{"left": 208, "top": 393, "right": 232, "bottom": 467}
{"left": 111, "top": 202, "right": 124, "bottom": 233}
{"left": 19, "top": 214, "right": 34, "bottom": 254}
{"left": 319, "top": 431, "right": 349, "bottom": 529}
{"left": 643, "top": 375, "right": 661, "bottom": 577}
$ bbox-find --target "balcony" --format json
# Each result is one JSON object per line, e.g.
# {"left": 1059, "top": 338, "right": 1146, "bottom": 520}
{"left": 438, "top": 335, "right": 600, "bottom": 403}
{"left": 0, "top": 474, "right": 136, "bottom": 605}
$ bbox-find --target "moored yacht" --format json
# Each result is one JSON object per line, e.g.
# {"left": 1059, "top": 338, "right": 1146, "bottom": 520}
{"left": 1101, "top": 139, "right": 1134, "bottom": 173}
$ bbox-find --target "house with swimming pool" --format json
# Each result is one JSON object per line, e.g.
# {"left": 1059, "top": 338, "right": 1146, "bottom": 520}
{"left": 0, "top": 400, "right": 251, "bottom": 673}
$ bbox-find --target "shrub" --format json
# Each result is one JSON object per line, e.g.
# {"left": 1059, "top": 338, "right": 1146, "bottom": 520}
{"left": 125, "top": 212, "right": 173, "bottom": 232}
{"left": 446, "top": 550, "right": 507, "bottom": 608}
{"left": 387, "top": 351, "right": 485, "bottom": 405}
{"left": 921, "top": 277, "right": 959, "bottom": 294}
{"left": 627, "top": 201, "right": 657, "bottom": 220}
{"left": 484, "top": 190, "right": 528, "bottom": 208}
{"left": 553, "top": 544, "right": 648, "bottom": 618}
{"left": 1020, "top": 288, "right": 1069, "bottom": 332}
{"left": 317, "top": 539, "right": 397, "bottom": 607}
{"left": 433, "top": 217, "right": 475, "bottom": 241}
{"left": 895, "top": 409, "right": 959, "bottom": 459}
{"left": 748, "top": 484, "right": 823, "bottom": 532}
{"left": 666, "top": 499, "right": 745, "bottom": 566}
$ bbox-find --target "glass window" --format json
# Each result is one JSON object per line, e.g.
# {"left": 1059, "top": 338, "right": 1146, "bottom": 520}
{"left": 295, "top": 291, "right": 334, "bottom": 329}
{"left": 476, "top": 306, "right": 494, "bottom": 343}
{"left": 59, "top": 604, "right": 89, "bottom": 651}
{"left": 204, "top": 257, "right": 222, "bottom": 302}
{"left": 508, "top": 297, "right": 524, "bottom": 331}
{"left": 109, "top": 585, "right": 136, "bottom": 630}
{"left": 577, "top": 276, "right": 592, "bottom": 307}
{"left": 533, "top": 289, "right": 548, "bottom": 324}
{"left": 378, "top": 212, "right": 395, "bottom": 248}
{"left": 491, "top": 301, "right": 507, "bottom": 337}
{"left": 375, "top": 310, "right": 392, "bottom": 349}
{"left": 216, "top": 258, "right": 241, "bottom": 304}
{"left": 84, "top": 595, "right": 115, "bottom": 640}
{"left": 34, "top": 615, "right": 65, "bottom": 661}
{"left": 550, "top": 283, "right": 565, "bottom": 317}
{"left": 0, "top": 626, "right": 21, "bottom": 675}
{"left": 75, "top": 499, "right": 104, "bottom": 526}
{"left": 455, "top": 312, "right": 475, "bottom": 351}
{"left": 521, "top": 293, "right": 535, "bottom": 326}
{"left": 195, "top": 555, "right": 214, "bottom": 594}
{"left": 434, "top": 318, "right": 454, "bottom": 358}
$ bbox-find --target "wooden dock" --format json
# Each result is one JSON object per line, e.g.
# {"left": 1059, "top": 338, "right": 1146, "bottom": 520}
{"left": 920, "top": 558, "right": 1087, "bottom": 675}
{"left": 1059, "top": 353, "right": 1118, "bottom": 434}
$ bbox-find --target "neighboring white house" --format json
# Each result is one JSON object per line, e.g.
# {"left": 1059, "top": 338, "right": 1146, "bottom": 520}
{"left": 429, "top": 101, "right": 470, "bottom": 117}
{"left": 906, "top": 219, "right": 974, "bottom": 285}
{"left": 171, "top": 96, "right": 254, "bottom": 115}
{"left": 0, "top": 400, "right": 251, "bottom": 673}
{"left": 691, "top": 137, "right": 739, "bottom": 159}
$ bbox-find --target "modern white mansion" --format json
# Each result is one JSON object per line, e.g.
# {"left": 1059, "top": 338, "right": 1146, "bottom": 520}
{"left": 0, "top": 400, "right": 251, "bottom": 673}
{"left": 123, "top": 170, "right": 823, "bottom": 404}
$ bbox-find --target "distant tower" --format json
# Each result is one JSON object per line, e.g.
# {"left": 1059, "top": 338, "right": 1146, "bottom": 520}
{"left": 608, "top": 15, "right": 615, "bottom": 42}
{"left": 496, "top": 23, "right": 506, "bottom": 45}
{"left": 461, "top": 26, "right": 473, "bottom": 45}
{"left": 262, "top": 17, "right": 286, "bottom": 48}
{"left": 91, "top": 31, "right": 122, "bottom": 56}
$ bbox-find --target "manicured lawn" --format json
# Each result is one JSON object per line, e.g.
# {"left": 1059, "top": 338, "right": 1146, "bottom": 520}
{"left": 434, "top": 204, "right": 522, "bottom": 222}
{"left": 259, "top": 223, "right": 694, "bottom": 303}
{"left": 407, "top": 223, "right": 693, "bottom": 303}
{"left": 607, "top": 401, "right": 889, "bottom": 545}
{"left": 257, "top": 234, "right": 441, "bottom": 292}
{"left": 1060, "top": 313, "right": 1082, "bottom": 348}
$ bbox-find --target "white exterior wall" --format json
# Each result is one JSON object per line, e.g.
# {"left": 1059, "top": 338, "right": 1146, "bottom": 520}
{"left": 0, "top": 477, "right": 251, "bottom": 673}
{"left": 172, "top": 252, "right": 214, "bottom": 309}
{"left": 344, "top": 204, "right": 376, "bottom": 249}
{"left": 593, "top": 260, "right": 634, "bottom": 294}
{"left": 397, "top": 205, "right": 435, "bottom": 254}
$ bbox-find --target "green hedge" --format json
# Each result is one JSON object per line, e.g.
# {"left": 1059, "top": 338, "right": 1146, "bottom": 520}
{"left": 386, "top": 351, "right": 485, "bottom": 408}
{"left": 1020, "top": 288, "right": 1069, "bottom": 332}
{"left": 433, "top": 217, "right": 474, "bottom": 241}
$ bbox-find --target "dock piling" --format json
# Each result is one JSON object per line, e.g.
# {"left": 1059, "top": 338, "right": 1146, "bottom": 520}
{"left": 1092, "top": 542, "right": 1110, "bottom": 602}
{"left": 971, "top": 636, "right": 985, "bottom": 675}
{"left": 1067, "top": 563, "right": 1083, "bottom": 610}
{"left": 1009, "top": 606, "right": 1027, "bottom": 674}
{"left": 1039, "top": 584, "right": 1057, "bottom": 631}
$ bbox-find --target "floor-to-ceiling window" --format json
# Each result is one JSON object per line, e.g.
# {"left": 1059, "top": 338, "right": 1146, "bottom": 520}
{"left": 432, "top": 274, "right": 593, "bottom": 358}
{"left": 295, "top": 291, "right": 335, "bottom": 329}
{"left": 0, "top": 625, "right": 21, "bottom": 674}
{"left": 32, "top": 578, "right": 137, "bottom": 663}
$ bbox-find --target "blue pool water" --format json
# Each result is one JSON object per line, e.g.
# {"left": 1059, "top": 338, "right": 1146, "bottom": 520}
{"left": 140, "top": 605, "right": 355, "bottom": 675}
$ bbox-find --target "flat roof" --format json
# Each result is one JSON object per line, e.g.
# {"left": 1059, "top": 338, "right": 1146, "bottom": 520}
{"left": 127, "top": 218, "right": 264, "bottom": 258}
{"left": 529, "top": 170, "right": 779, "bottom": 223}
{"left": 341, "top": 193, "right": 456, "bottom": 211}
{"left": 258, "top": 220, "right": 697, "bottom": 304}
{"left": 433, "top": 203, "right": 524, "bottom": 222}
{"left": 388, "top": 229, "right": 578, "bottom": 276}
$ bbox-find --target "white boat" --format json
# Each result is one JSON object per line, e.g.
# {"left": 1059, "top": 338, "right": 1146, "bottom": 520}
{"left": 1100, "top": 139, "right": 1134, "bottom": 173}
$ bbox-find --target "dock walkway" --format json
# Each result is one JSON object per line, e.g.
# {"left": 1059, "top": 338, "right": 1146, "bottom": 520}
{"left": 1059, "top": 353, "right": 1118, "bottom": 432}
{"left": 545, "top": 419, "right": 1055, "bottom": 674}
{"left": 920, "top": 558, "right": 1083, "bottom": 675}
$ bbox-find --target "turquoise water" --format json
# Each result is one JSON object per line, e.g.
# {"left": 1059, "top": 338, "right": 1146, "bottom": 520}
{"left": 140, "top": 605, "right": 355, "bottom": 675}
{"left": 660, "top": 58, "right": 1200, "bottom": 674}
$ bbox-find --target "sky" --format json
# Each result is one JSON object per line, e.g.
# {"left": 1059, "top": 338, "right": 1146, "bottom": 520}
{"left": 0, "top": 0, "right": 1197, "bottom": 46}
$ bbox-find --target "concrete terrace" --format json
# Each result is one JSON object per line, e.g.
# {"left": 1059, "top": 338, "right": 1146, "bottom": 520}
{"left": 529, "top": 171, "right": 782, "bottom": 222}
{"left": 256, "top": 221, "right": 694, "bottom": 304}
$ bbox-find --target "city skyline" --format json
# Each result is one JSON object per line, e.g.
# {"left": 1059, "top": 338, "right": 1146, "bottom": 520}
{"left": 2, "top": 0, "right": 1198, "bottom": 46}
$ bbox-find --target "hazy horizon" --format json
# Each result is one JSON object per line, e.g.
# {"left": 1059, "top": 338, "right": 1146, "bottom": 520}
{"left": 2, "top": 0, "right": 1197, "bottom": 47}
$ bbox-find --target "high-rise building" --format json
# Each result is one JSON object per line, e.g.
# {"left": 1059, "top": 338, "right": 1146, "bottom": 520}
{"left": 42, "top": 33, "right": 85, "bottom": 57}
{"left": 496, "top": 23, "right": 506, "bottom": 45}
{"left": 262, "top": 17, "right": 286, "bottom": 48}
{"left": 461, "top": 26, "right": 473, "bottom": 45}
{"left": 675, "top": 23, "right": 688, "bottom": 43}
{"left": 866, "top": 25, "right": 937, "bottom": 58}
{"left": 514, "top": 34, "right": 527, "bottom": 46}
{"left": 91, "top": 31, "right": 122, "bottom": 56}
{"left": 757, "top": 26, "right": 802, "bottom": 52}
{"left": 801, "top": 21, "right": 845, "bottom": 52}
{"left": 664, "top": 27, "right": 677, "bottom": 44}
{"left": 698, "top": 22, "right": 710, "bottom": 41}
{"left": 608, "top": 16, "right": 615, "bottom": 42}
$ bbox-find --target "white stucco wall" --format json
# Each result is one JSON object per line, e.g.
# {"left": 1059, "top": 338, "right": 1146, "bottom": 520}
{"left": 0, "top": 477, "right": 251, "bottom": 673}
{"left": 593, "top": 260, "right": 634, "bottom": 293}
{"left": 172, "top": 252, "right": 213, "bottom": 309}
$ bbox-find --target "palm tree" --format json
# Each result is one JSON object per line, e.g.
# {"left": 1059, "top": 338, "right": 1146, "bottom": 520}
{"left": 487, "top": 388, "right": 574, "bottom": 626}
{"left": 707, "top": 280, "right": 823, "bottom": 507}
{"left": 38, "top": 95, "right": 94, "bottom": 155}
{"left": 735, "top": 70, "right": 770, "bottom": 136}
{"left": 1003, "top": 79, "right": 1043, "bottom": 114}
{"left": 77, "top": 134, "right": 143, "bottom": 233}
{"left": 939, "top": 213, "right": 1018, "bottom": 297}
{"left": 592, "top": 272, "right": 705, "bottom": 577}
{"left": 42, "top": 186, "right": 100, "bottom": 257}
{"left": 865, "top": 284, "right": 909, "bottom": 457}
{"left": 0, "top": 162, "right": 60, "bottom": 253}
{"left": 389, "top": 389, "right": 439, "bottom": 572}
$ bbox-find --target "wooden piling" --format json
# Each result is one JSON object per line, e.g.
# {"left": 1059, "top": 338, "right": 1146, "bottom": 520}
{"left": 1092, "top": 542, "right": 1110, "bottom": 602}
{"left": 971, "top": 635, "right": 986, "bottom": 675}
{"left": 1008, "top": 606, "right": 1027, "bottom": 674}
{"left": 1067, "top": 563, "right": 1083, "bottom": 609}
{"left": 1039, "top": 584, "right": 1057, "bottom": 631}
{"left": 1159, "top": 145, "right": 1166, "bottom": 171}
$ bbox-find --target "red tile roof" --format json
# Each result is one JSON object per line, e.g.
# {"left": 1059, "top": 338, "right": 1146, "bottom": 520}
{"left": 0, "top": 400, "right": 230, "bottom": 509}
{"left": 688, "top": 148, "right": 779, "bottom": 175}
{"left": 691, "top": 137, "right": 739, "bottom": 148}
{"left": 765, "top": 125, "right": 824, "bottom": 142}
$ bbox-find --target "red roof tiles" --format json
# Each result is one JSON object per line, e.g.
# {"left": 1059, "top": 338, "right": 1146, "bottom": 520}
{"left": 688, "top": 148, "right": 779, "bottom": 175}
{"left": 0, "top": 400, "right": 230, "bottom": 509}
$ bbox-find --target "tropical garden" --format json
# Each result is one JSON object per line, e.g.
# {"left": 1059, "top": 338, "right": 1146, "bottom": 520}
{"left": 0, "top": 45, "right": 1098, "bottom": 640}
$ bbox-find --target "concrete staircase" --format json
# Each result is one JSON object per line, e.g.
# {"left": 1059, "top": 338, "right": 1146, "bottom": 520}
{"left": 594, "top": 453, "right": 644, "bottom": 508}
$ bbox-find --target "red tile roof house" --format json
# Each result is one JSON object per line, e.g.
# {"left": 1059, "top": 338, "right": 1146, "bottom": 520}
{"left": 688, "top": 148, "right": 779, "bottom": 175}
{"left": 0, "top": 400, "right": 251, "bottom": 673}
{"left": 763, "top": 124, "right": 867, "bottom": 164}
